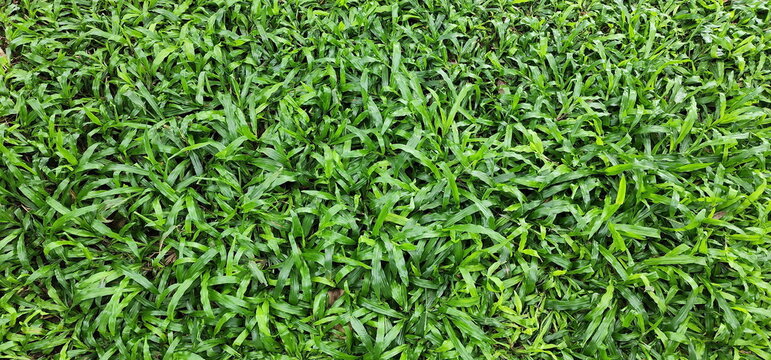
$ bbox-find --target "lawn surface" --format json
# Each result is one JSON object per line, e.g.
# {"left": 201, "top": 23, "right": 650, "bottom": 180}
{"left": 1, "top": 0, "right": 770, "bottom": 359}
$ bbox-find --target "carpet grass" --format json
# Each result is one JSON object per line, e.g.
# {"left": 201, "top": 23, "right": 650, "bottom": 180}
{"left": 1, "top": 0, "right": 770, "bottom": 359}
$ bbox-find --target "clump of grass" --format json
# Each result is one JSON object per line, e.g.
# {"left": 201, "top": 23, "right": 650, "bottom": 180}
{"left": 1, "top": 0, "right": 770, "bottom": 359}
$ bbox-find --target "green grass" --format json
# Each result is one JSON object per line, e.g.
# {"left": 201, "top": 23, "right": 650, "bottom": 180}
{"left": 1, "top": 0, "right": 770, "bottom": 358}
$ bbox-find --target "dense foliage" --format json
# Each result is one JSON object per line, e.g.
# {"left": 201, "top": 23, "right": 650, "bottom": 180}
{"left": 1, "top": 0, "right": 770, "bottom": 358}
